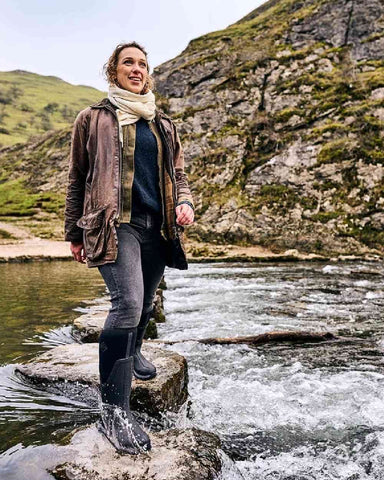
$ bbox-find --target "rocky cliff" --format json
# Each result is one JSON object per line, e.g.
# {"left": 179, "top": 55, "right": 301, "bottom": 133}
{"left": 0, "top": 0, "right": 383, "bottom": 255}
{"left": 154, "top": 0, "right": 384, "bottom": 255}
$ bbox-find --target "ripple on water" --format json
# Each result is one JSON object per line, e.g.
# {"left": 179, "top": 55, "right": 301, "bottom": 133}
{"left": 236, "top": 429, "right": 384, "bottom": 480}
{"left": 0, "top": 443, "right": 73, "bottom": 480}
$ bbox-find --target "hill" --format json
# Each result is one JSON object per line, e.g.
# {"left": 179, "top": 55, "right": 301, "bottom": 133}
{"left": 153, "top": 0, "right": 384, "bottom": 255}
{"left": 1, "top": 0, "right": 384, "bottom": 256}
{"left": 0, "top": 70, "right": 105, "bottom": 147}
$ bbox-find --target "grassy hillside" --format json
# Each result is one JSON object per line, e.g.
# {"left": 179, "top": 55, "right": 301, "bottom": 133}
{"left": 0, "top": 70, "right": 105, "bottom": 147}
{"left": 0, "top": 127, "right": 71, "bottom": 239}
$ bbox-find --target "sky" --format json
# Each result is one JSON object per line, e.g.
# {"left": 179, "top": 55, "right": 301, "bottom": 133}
{"left": 1, "top": 0, "right": 266, "bottom": 91}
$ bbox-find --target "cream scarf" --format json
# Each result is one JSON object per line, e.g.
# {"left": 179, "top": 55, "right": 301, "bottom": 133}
{"left": 108, "top": 84, "right": 156, "bottom": 143}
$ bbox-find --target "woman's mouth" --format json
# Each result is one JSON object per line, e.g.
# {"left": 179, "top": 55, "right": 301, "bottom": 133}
{"left": 129, "top": 76, "right": 141, "bottom": 83}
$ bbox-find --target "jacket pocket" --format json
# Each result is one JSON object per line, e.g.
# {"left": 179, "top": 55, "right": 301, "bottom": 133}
{"left": 76, "top": 206, "right": 107, "bottom": 262}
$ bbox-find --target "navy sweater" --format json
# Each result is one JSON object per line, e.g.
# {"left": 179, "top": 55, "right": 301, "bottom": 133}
{"left": 131, "top": 118, "right": 162, "bottom": 215}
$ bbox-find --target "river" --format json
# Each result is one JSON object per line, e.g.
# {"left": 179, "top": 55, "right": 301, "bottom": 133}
{"left": 1, "top": 260, "right": 384, "bottom": 479}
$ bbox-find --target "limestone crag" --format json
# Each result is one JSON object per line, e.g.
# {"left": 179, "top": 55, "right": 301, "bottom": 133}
{"left": 285, "top": 0, "right": 384, "bottom": 61}
{"left": 153, "top": 0, "right": 384, "bottom": 255}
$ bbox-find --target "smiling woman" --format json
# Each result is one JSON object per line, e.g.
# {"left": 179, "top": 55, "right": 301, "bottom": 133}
{"left": 104, "top": 42, "right": 154, "bottom": 95}
{"left": 117, "top": 50, "right": 148, "bottom": 93}
{"left": 64, "top": 41, "right": 195, "bottom": 455}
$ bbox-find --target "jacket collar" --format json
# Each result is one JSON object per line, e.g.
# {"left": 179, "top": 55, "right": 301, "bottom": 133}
{"left": 90, "top": 97, "right": 115, "bottom": 110}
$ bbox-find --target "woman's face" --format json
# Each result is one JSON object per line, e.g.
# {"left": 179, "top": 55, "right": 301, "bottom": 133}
{"left": 115, "top": 47, "right": 149, "bottom": 94}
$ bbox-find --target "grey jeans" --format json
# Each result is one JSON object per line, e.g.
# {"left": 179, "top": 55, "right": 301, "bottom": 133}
{"left": 98, "top": 210, "right": 167, "bottom": 329}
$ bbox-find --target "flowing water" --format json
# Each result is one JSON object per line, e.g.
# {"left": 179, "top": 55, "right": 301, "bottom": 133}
{"left": 1, "top": 260, "right": 384, "bottom": 479}
{"left": 161, "top": 261, "right": 384, "bottom": 479}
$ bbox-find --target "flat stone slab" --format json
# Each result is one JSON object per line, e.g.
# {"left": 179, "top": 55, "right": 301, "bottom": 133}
{"left": 16, "top": 342, "right": 188, "bottom": 415}
{"left": 73, "top": 312, "right": 158, "bottom": 342}
{"left": 73, "top": 313, "right": 109, "bottom": 342}
{"left": 51, "top": 424, "right": 221, "bottom": 480}
{"left": 73, "top": 290, "right": 163, "bottom": 342}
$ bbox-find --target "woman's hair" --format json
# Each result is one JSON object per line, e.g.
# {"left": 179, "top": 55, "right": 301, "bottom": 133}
{"left": 103, "top": 41, "right": 155, "bottom": 93}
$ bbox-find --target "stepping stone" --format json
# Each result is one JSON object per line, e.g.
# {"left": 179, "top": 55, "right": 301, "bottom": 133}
{"left": 50, "top": 424, "right": 222, "bottom": 480}
{"left": 72, "top": 313, "right": 106, "bottom": 342}
{"left": 16, "top": 342, "right": 188, "bottom": 416}
{"left": 73, "top": 313, "right": 158, "bottom": 342}
{"left": 73, "top": 288, "right": 164, "bottom": 342}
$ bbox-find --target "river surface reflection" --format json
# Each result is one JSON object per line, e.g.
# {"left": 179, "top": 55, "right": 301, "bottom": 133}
{"left": 0, "top": 261, "right": 105, "bottom": 454}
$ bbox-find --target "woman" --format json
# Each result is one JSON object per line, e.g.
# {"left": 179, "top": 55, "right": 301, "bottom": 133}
{"left": 64, "top": 42, "right": 195, "bottom": 455}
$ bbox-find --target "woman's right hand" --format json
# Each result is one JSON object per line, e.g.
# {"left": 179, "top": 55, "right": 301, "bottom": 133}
{"left": 70, "top": 242, "right": 86, "bottom": 263}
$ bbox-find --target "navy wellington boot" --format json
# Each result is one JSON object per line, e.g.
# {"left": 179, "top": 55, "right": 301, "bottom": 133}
{"left": 133, "top": 310, "right": 157, "bottom": 380}
{"left": 99, "top": 327, "right": 151, "bottom": 454}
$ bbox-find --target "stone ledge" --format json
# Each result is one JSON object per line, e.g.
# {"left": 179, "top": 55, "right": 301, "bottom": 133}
{"left": 73, "top": 313, "right": 158, "bottom": 343}
{"left": 73, "top": 313, "right": 109, "bottom": 343}
{"left": 73, "top": 290, "right": 164, "bottom": 342}
{"left": 16, "top": 342, "right": 188, "bottom": 416}
{"left": 51, "top": 424, "right": 222, "bottom": 480}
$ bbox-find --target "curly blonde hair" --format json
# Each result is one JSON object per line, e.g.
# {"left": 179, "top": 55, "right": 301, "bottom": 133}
{"left": 103, "top": 41, "right": 155, "bottom": 94}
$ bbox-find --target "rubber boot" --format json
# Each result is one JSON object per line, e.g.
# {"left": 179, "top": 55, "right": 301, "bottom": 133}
{"left": 99, "top": 327, "right": 151, "bottom": 454}
{"left": 133, "top": 310, "right": 157, "bottom": 380}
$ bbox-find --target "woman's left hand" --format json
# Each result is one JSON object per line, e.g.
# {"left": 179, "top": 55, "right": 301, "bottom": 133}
{"left": 176, "top": 204, "right": 194, "bottom": 226}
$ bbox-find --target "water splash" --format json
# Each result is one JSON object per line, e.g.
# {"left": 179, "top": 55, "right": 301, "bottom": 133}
{"left": 100, "top": 404, "right": 151, "bottom": 455}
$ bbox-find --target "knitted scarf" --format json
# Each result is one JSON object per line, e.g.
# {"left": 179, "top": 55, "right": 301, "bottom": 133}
{"left": 108, "top": 84, "right": 156, "bottom": 143}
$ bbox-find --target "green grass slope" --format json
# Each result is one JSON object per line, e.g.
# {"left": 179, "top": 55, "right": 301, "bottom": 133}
{"left": 0, "top": 70, "right": 105, "bottom": 147}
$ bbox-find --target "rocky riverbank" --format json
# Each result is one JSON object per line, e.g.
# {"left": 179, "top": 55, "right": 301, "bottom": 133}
{"left": 10, "top": 280, "right": 224, "bottom": 479}
{"left": 0, "top": 238, "right": 382, "bottom": 264}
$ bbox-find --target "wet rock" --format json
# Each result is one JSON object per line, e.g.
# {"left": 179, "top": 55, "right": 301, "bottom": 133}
{"left": 153, "top": 289, "right": 166, "bottom": 323}
{"left": 145, "top": 317, "right": 159, "bottom": 338}
{"left": 73, "top": 287, "right": 164, "bottom": 341}
{"left": 73, "top": 312, "right": 106, "bottom": 343}
{"left": 51, "top": 424, "right": 221, "bottom": 480}
{"left": 16, "top": 343, "right": 188, "bottom": 415}
{"left": 73, "top": 313, "right": 158, "bottom": 342}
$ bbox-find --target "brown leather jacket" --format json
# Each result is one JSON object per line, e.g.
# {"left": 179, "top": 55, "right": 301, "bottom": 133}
{"left": 64, "top": 98, "right": 194, "bottom": 268}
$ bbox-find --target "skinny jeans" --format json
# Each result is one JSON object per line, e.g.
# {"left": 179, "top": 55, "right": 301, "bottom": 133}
{"left": 97, "top": 210, "right": 167, "bottom": 330}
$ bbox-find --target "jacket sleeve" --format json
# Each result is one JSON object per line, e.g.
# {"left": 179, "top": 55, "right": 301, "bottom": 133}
{"left": 173, "top": 124, "right": 195, "bottom": 209}
{"left": 64, "top": 109, "right": 90, "bottom": 243}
